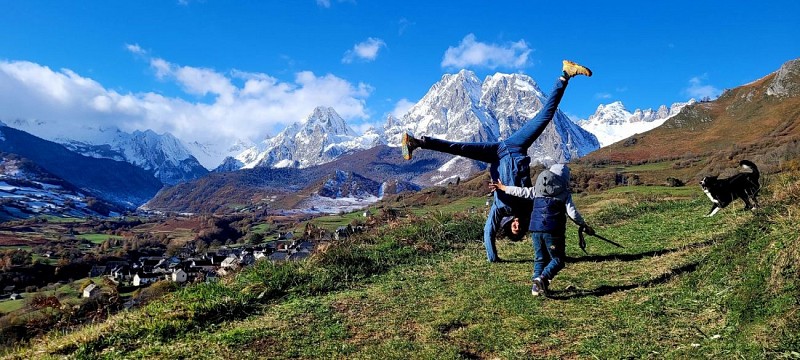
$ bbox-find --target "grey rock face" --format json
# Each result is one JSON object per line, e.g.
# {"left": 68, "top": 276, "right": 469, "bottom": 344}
{"left": 767, "top": 59, "right": 800, "bottom": 98}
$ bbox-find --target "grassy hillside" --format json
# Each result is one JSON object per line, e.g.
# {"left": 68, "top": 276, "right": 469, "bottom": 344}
{"left": 3, "top": 164, "right": 799, "bottom": 359}
{"left": 577, "top": 59, "right": 800, "bottom": 193}
{"left": 583, "top": 70, "right": 800, "bottom": 164}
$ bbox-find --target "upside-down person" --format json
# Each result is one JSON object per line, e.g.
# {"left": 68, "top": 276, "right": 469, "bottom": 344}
{"left": 402, "top": 60, "right": 592, "bottom": 263}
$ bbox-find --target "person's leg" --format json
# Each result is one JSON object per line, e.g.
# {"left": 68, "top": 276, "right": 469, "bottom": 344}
{"left": 531, "top": 232, "right": 549, "bottom": 295}
{"left": 419, "top": 136, "right": 500, "bottom": 163}
{"left": 504, "top": 77, "right": 568, "bottom": 151}
{"left": 505, "top": 60, "right": 591, "bottom": 151}
{"left": 531, "top": 232, "right": 547, "bottom": 279}
{"left": 539, "top": 233, "right": 566, "bottom": 281}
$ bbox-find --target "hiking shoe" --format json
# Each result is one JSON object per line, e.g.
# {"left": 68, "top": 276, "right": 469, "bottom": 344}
{"left": 562, "top": 60, "right": 592, "bottom": 78}
{"left": 531, "top": 277, "right": 545, "bottom": 296}
{"left": 401, "top": 133, "right": 417, "bottom": 160}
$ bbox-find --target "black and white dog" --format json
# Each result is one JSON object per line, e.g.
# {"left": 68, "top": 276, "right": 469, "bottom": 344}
{"left": 700, "top": 160, "right": 760, "bottom": 217}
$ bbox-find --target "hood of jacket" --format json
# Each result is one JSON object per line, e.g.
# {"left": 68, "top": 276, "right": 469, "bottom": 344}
{"left": 549, "top": 163, "right": 570, "bottom": 181}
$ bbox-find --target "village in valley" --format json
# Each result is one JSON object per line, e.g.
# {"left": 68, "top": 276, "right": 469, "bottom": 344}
{"left": 0, "top": 207, "right": 374, "bottom": 343}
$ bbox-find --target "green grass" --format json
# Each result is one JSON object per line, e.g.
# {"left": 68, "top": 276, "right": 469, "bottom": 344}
{"left": 75, "top": 234, "right": 123, "bottom": 244}
{"left": 4, "top": 173, "right": 799, "bottom": 359}
{"left": 408, "top": 196, "right": 489, "bottom": 216}
{"left": 303, "top": 196, "right": 488, "bottom": 233}
{"left": 302, "top": 210, "right": 367, "bottom": 232}
{"left": 601, "top": 184, "right": 700, "bottom": 197}
{"left": 30, "top": 254, "right": 56, "bottom": 265}
{"left": 250, "top": 223, "right": 271, "bottom": 234}
{"left": 0, "top": 300, "right": 24, "bottom": 314}
{"left": 38, "top": 216, "right": 84, "bottom": 223}
{"left": 0, "top": 246, "right": 32, "bottom": 252}
{"left": 611, "top": 161, "right": 674, "bottom": 172}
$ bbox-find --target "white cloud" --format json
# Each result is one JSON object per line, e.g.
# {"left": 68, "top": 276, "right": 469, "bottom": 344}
{"left": 0, "top": 58, "right": 372, "bottom": 164}
{"left": 685, "top": 75, "right": 720, "bottom": 99}
{"left": 343, "top": 38, "right": 386, "bottom": 64}
{"left": 441, "top": 34, "right": 531, "bottom": 70}
{"left": 594, "top": 92, "right": 612, "bottom": 99}
{"left": 391, "top": 98, "right": 415, "bottom": 118}
{"left": 125, "top": 43, "right": 146, "bottom": 55}
{"left": 153, "top": 60, "right": 237, "bottom": 104}
{"left": 316, "top": 0, "right": 331, "bottom": 7}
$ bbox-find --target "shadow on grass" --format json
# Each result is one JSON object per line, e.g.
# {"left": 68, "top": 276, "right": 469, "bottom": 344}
{"left": 566, "top": 238, "right": 716, "bottom": 263}
{"left": 547, "top": 261, "right": 700, "bottom": 300}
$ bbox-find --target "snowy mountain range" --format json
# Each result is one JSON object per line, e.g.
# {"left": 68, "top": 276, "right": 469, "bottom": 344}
{"left": 0, "top": 69, "right": 605, "bottom": 211}
{"left": 0, "top": 69, "right": 642, "bottom": 188}
{"left": 0, "top": 67, "right": 692, "bottom": 210}
{"left": 184, "top": 138, "right": 254, "bottom": 172}
{"left": 576, "top": 100, "right": 695, "bottom": 147}
{"left": 0, "top": 123, "right": 162, "bottom": 210}
{"left": 212, "top": 70, "right": 602, "bottom": 177}
{"left": 217, "top": 106, "right": 384, "bottom": 170}
{"left": 383, "top": 70, "right": 600, "bottom": 166}
{"left": 5, "top": 119, "right": 207, "bottom": 185}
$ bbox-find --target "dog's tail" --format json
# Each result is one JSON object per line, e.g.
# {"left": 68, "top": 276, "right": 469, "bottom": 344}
{"left": 740, "top": 160, "right": 761, "bottom": 194}
{"left": 739, "top": 160, "right": 760, "bottom": 179}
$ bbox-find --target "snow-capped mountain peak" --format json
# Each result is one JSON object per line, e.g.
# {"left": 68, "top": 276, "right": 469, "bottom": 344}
{"left": 384, "top": 70, "right": 599, "bottom": 166}
{"left": 4, "top": 119, "right": 207, "bottom": 184}
{"left": 305, "top": 106, "right": 354, "bottom": 136}
{"left": 585, "top": 101, "right": 630, "bottom": 125}
{"left": 229, "top": 106, "right": 384, "bottom": 170}
{"left": 578, "top": 99, "right": 695, "bottom": 147}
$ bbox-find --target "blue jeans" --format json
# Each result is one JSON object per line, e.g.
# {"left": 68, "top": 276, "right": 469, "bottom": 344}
{"left": 419, "top": 78, "right": 569, "bottom": 261}
{"left": 531, "top": 232, "right": 565, "bottom": 281}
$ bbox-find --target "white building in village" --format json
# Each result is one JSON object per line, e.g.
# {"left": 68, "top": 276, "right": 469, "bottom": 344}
{"left": 171, "top": 269, "right": 188, "bottom": 283}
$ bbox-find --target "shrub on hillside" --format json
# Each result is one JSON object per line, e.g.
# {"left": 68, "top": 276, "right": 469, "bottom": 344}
{"left": 132, "top": 280, "right": 177, "bottom": 305}
{"left": 666, "top": 177, "right": 685, "bottom": 187}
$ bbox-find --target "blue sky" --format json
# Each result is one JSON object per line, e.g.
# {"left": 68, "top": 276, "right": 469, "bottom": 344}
{"left": 1, "top": 1, "right": 798, "bottom": 148}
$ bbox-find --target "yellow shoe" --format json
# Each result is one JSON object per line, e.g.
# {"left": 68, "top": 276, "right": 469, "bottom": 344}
{"left": 401, "top": 133, "right": 415, "bottom": 160}
{"left": 563, "top": 60, "right": 592, "bottom": 78}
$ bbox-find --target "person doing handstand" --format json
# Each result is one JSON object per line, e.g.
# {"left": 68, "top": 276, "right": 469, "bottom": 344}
{"left": 401, "top": 60, "right": 592, "bottom": 262}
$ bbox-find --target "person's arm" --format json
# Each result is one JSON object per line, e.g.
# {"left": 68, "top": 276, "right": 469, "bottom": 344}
{"left": 503, "top": 185, "right": 536, "bottom": 199}
{"left": 564, "top": 192, "right": 586, "bottom": 226}
{"left": 489, "top": 179, "right": 536, "bottom": 199}
{"left": 565, "top": 193, "right": 596, "bottom": 235}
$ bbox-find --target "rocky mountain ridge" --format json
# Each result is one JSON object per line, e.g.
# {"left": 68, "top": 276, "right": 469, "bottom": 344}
{"left": 0, "top": 125, "right": 163, "bottom": 209}
{"left": 6, "top": 120, "right": 207, "bottom": 185}
{"left": 577, "top": 100, "right": 694, "bottom": 147}
{"left": 383, "top": 70, "right": 600, "bottom": 165}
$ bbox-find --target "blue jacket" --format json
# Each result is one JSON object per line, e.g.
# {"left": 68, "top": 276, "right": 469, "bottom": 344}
{"left": 502, "top": 164, "right": 586, "bottom": 233}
